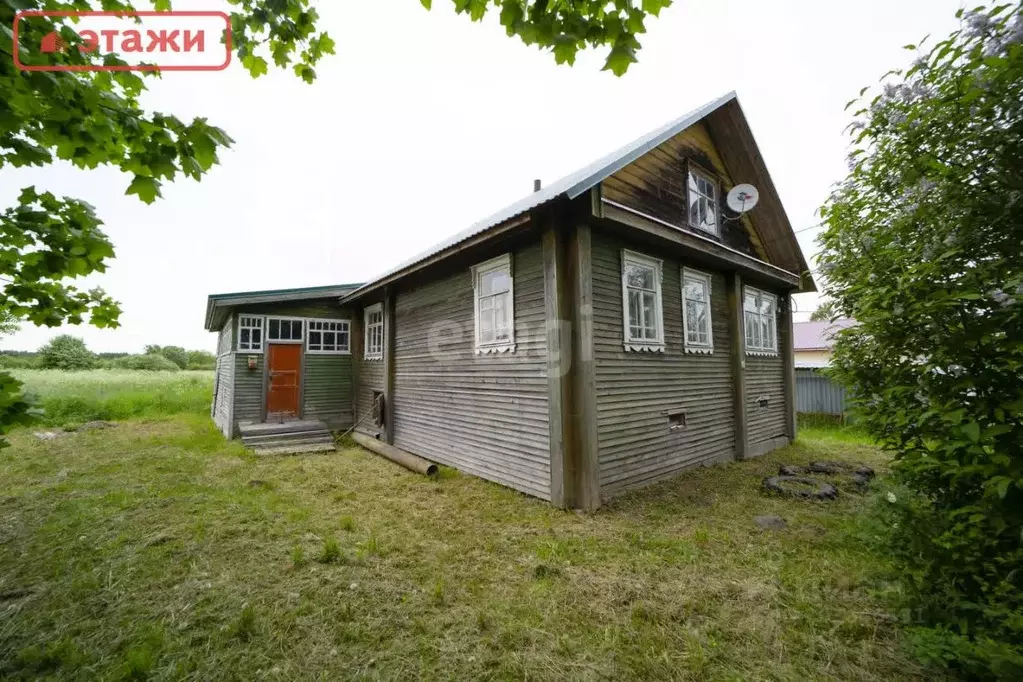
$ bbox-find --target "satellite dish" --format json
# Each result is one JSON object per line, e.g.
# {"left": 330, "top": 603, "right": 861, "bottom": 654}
{"left": 726, "top": 184, "right": 760, "bottom": 214}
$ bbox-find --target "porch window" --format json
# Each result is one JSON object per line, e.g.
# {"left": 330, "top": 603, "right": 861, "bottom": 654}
{"left": 364, "top": 304, "right": 383, "bottom": 360}
{"left": 307, "top": 319, "right": 350, "bottom": 354}
{"left": 266, "top": 318, "right": 304, "bottom": 343}
{"left": 687, "top": 166, "right": 719, "bottom": 235}
{"left": 237, "top": 315, "right": 264, "bottom": 352}
{"left": 621, "top": 250, "right": 664, "bottom": 352}
{"left": 472, "top": 254, "right": 515, "bottom": 354}
{"left": 743, "top": 286, "right": 778, "bottom": 355}
{"left": 682, "top": 268, "right": 713, "bottom": 353}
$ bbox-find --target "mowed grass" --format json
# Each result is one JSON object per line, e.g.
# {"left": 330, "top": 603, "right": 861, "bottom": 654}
{"left": 0, "top": 415, "right": 927, "bottom": 681}
{"left": 10, "top": 369, "right": 212, "bottom": 428}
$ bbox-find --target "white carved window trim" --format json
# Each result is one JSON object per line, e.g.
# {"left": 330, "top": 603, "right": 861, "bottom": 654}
{"left": 471, "top": 253, "right": 516, "bottom": 355}
{"left": 681, "top": 268, "right": 714, "bottom": 354}
{"left": 237, "top": 315, "right": 264, "bottom": 353}
{"left": 743, "top": 285, "right": 778, "bottom": 356}
{"left": 306, "top": 319, "right": 351, "bottom": 355}
{"left": 363, "top": 304, "right": 384, "bottom": 360}
{"left": 687, "top": 164, "right": 720, "bottom": 236}
{"left": 621, "top": 249, "right": 665, "bottom": 352}
{"left": 266, "top": 316, "right": 305, "bottom": 344}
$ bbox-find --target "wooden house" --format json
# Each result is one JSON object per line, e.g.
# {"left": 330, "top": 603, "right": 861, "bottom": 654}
{"left": 204, "top": 92, "right": 815, "bottom": 509}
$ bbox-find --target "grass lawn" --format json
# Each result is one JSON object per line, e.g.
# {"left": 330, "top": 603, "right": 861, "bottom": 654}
{"left": 9, "top": 370, "right": 211, "bottom": 428}
{"left": 0, "top": 415, "right": 927, "bottom": 681}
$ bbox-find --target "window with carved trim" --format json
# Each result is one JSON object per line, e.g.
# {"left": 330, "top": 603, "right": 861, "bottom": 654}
{"left": 621, "top": 250, "right": 664, "bottom": 352}
{"left": 682, "top": 268, "right": 713, "bottom": 352}
{"left": 744, "top": 286, "right": 778, "bottom": 355}
{"left": 364, "top": 304, "right": 383, "bottom": 360}
{"left": 472, "top": 254, "right": 515, "bottom": 354}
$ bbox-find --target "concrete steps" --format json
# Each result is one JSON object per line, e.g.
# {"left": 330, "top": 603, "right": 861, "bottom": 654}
{"left": 238, "top": 419, "right": 335, "bottom": 456}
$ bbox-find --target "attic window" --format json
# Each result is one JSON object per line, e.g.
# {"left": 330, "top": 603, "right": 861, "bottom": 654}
{"left": 687, "top": 166, "right": 719, "bottom": 235}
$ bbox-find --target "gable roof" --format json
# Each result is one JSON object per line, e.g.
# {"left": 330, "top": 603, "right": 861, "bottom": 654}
{"left": 204, "top": 283, "right": 363, "bottom": 330}
{"left": 342, "top": 91, "right": 813, "bottom": 302}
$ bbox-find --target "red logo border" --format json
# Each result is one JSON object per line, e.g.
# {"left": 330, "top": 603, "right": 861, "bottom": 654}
{"left": 13, "top": 10, "right": 232, "bottom": 72}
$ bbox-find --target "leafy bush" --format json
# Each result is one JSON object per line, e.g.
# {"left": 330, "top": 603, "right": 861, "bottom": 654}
{"left": 819, "top": 5, "right": 1023, "bottom": 679}
{"left": 0, "top": 354, "right": 37, "bottom": 369}
{"left": 114, "top": 354, "right": 180, "bottom": 372}
{"left": 186, "top": 350, "right": 216, "bottom": 370}
{"left": 144, "top": 345, "right": 189, "bottom": 369}
{"left": 37, "top": 335, "right": 95, "bottom": 370}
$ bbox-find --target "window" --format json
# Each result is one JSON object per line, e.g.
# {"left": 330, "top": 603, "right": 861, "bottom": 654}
{"left": 472, "top": 254, "right": 515, "bottom": 354}
{"left": 687, "top": 166, "right": 718, "bottom": 235}
{"left": 364, "top": 304, "right": 383, "bottom": 360}
{"left": 744, "top": 286, "right": 778, "bottom": 355}
{"left": 307, "top": 319, "right": 350, "bottom": 354}
{"left": 237, "top": 315, "right": 264, "bottom": 352}
{"left": 682, "top": 268, "right": 713, "bottom": 353}
{"left": 266, "top": 317, "right": 304, "bottom": 343}
{"left": 621, "top": 250, "right": 664, "bottom": 352}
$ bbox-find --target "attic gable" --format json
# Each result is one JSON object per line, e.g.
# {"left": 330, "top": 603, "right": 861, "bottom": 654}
{"left": 601, "top": 119, "right": 770, "bottom": 262}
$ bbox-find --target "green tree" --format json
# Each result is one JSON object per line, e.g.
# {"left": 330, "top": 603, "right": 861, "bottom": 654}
{"left": 0, "top": 0, "right": 669, "bottom": 447}
{"left": 145, "top": 344, "right": 188, "bottom": 369}
{"left": 808, "top": 301, "right": 835, "bottom": 322}
{"left": 38, "top": 334, "right": 96, "bottom": 370}
{"left": 186, "top": 349, "right": 216, "bottom": 370}
{"left": 115, "top": 353, "right": 180, "bottom": 371}
{"left": 818, "top": 4, "right": 1023, "bottom": 677}
{"left": 419, "top": 0, "right": 673, "bottom": 75}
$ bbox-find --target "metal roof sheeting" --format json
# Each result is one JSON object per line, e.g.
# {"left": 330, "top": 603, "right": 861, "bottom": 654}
{"left": 793, "top": 319, "right": 858, "bottom": 351}
{"left": 204, "top": 283, "right": 364, "bottom": 330}
{"left": 342, "top": 92, "right": 740, "bottom": 302}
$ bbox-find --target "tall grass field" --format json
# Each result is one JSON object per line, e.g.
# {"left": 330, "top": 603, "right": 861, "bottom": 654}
{"left": 10, "top": 369, "right": 212, "bottom": 427}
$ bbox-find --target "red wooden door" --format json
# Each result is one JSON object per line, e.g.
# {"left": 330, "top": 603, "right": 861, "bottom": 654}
{"left": 266, "top": 344, "right": 301, "bottom": 419}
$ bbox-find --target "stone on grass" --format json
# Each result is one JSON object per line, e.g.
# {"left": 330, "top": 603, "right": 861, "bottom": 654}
{"left": 33, "top": 431, "right": 67, "bottom": 441}
{"left": 76, "top": 421, "right": 115, "bottom": 431}
{"left": 754, "top": 514, "right": 788, "bottom": 530}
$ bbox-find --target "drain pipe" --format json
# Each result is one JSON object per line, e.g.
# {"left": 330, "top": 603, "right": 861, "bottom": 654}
{"left": 352, "top": 433, "right": 438, "bottom": 476}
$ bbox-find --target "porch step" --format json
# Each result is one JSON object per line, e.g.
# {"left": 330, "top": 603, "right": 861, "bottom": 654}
{"left": 243, "top": 435, "right": 331, "bottom": 449}
{"left": 250, "top": 442, "right": 338, "bottom": 457}
{"left": 238, "top": 419, "right": 336, "bottom": 456}
{"left": 242, "top": 432, "right": 333, "bottom": 447}
{"left": 239, "top": 419, "right": 330, "bottom": 438}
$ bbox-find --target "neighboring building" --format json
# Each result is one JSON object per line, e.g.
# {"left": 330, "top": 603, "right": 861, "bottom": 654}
{"left": 205, "top": 91, "right": 815, "bottom": 509}
{"left": 793, "top": 318, "right": 857, "bottom": 368}
{"left": 793, "top": 318, "right": 856, "bottom": 417}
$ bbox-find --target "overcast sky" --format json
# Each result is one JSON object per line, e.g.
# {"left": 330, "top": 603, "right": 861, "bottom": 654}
{"left": 1, "top": 0, "right": 966, "bottom": 353}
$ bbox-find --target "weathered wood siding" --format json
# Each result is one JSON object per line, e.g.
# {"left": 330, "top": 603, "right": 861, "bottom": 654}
{"left": 217, "top": 316, "right": 233, "bottom": 355}
{"left": 218, "top": 302, "right": 355, "bottom": 433}
{"left": 354, "top": 300, "right": 386, "bottom": 437}
{"left": 233, "top": 352, "right": 264, "bottom": 427}
{"left": 303, "top": 354, "right": 353, "bottom": 427}
{"left": 601, "top": 120, "right": 764, "bottom": 259}
{"left": 233, "top": 300, "right": 345, "bottom": 319}
{"left": 213, "top": 353, "right": 234, "bottom": 437}
{"left": 591, "top": 230, "right": 736, "bottom": 497}
{"left": 746, "top": 297, "right": 789, "bottom": 455}
{"left": 390, "top": 242, "right": 551, "bottom": 499}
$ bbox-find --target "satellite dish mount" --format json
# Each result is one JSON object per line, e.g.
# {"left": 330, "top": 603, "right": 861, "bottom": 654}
{"left": 724, "top": 184, "right": 760, "bottom": 222}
